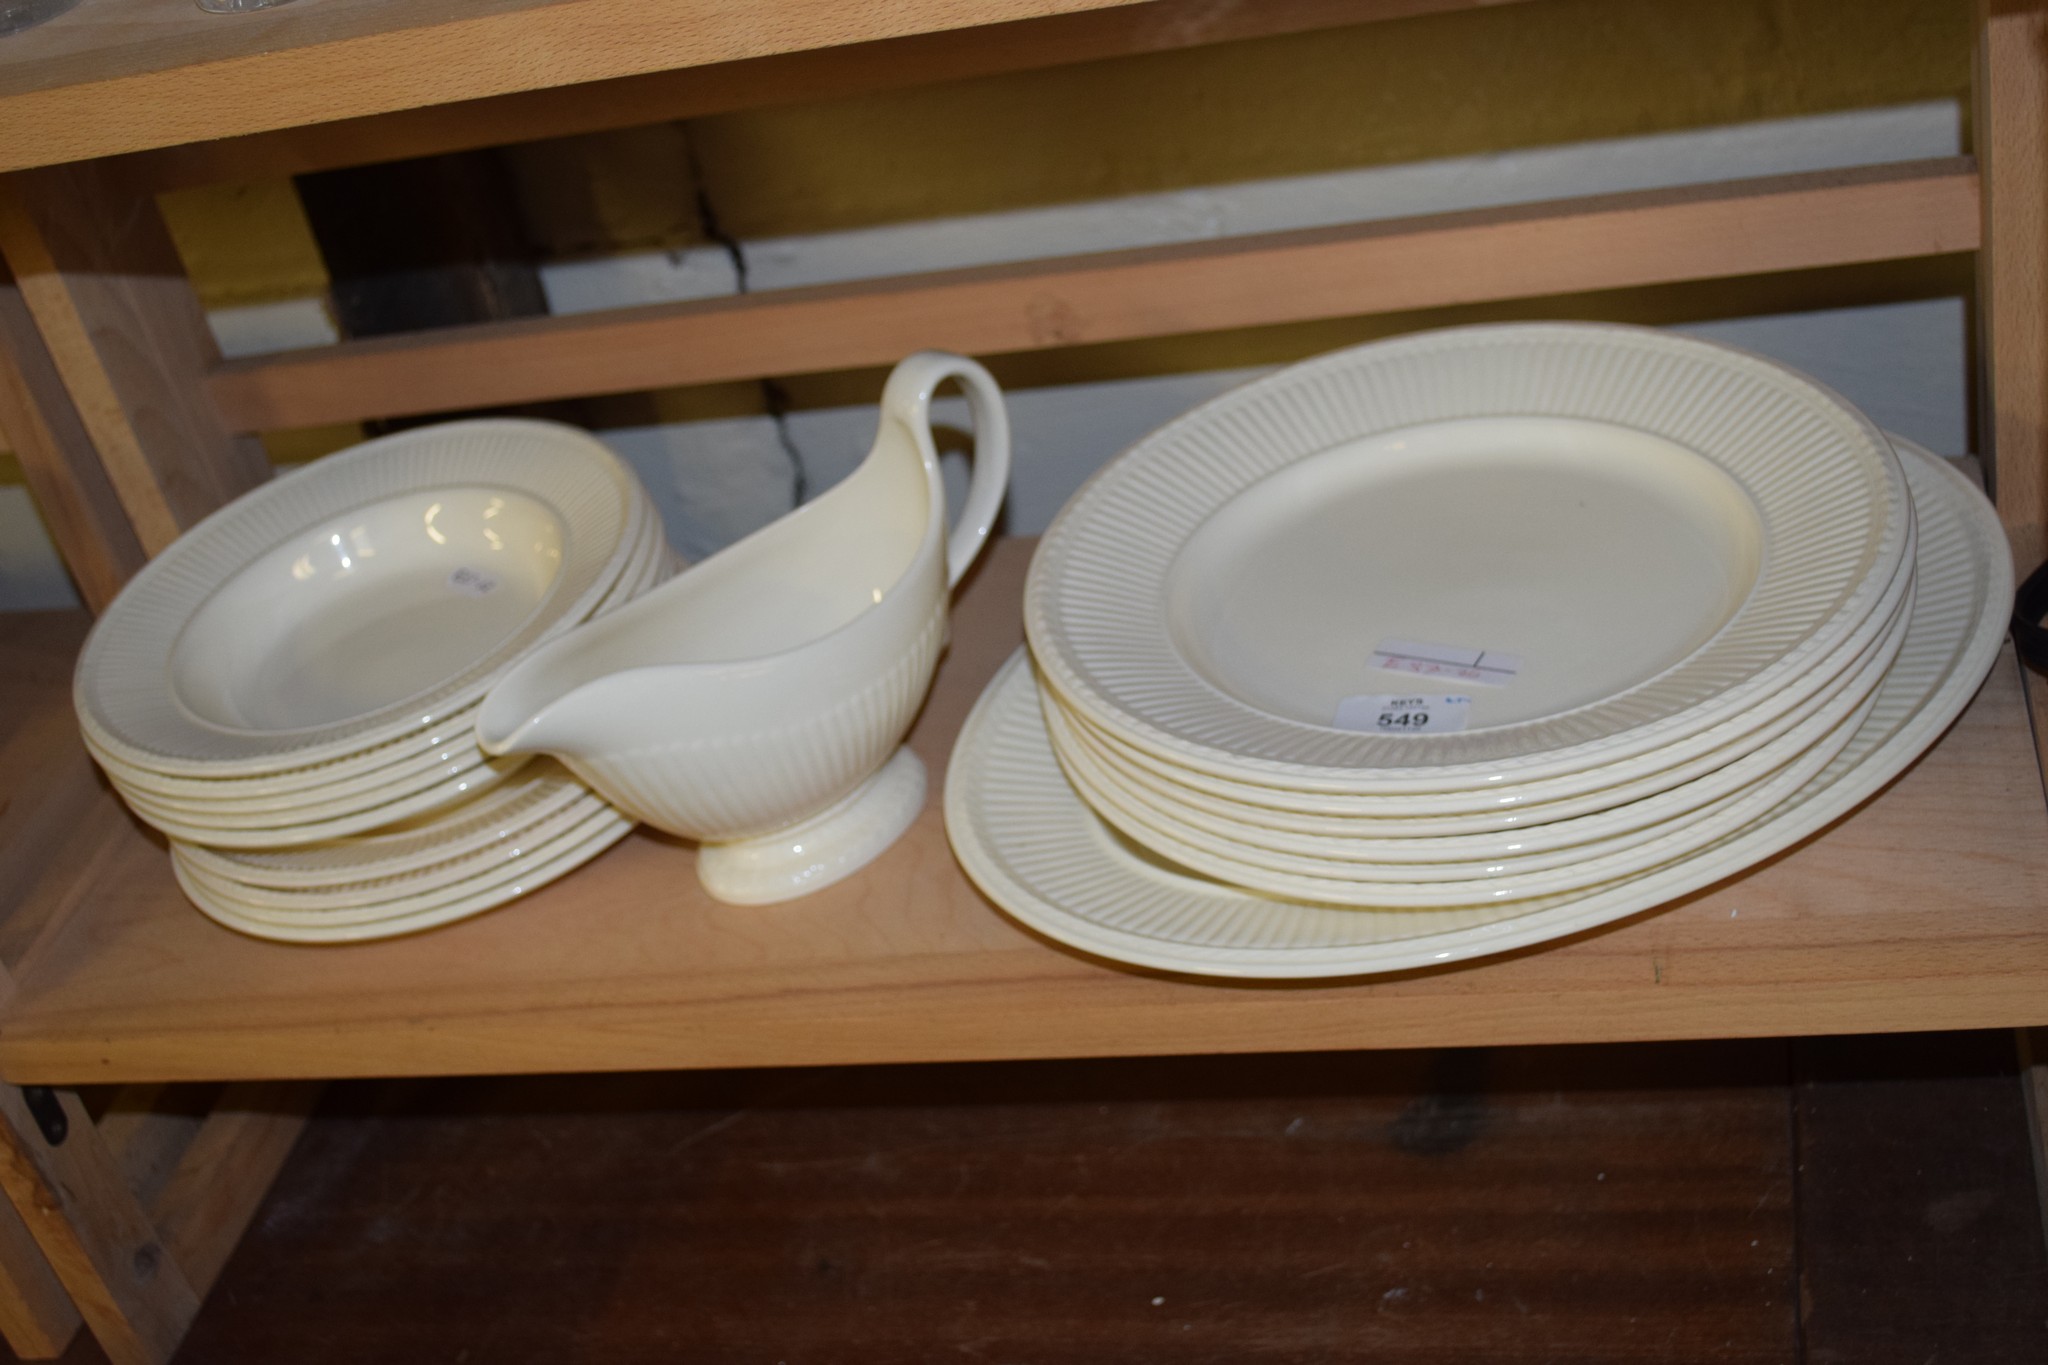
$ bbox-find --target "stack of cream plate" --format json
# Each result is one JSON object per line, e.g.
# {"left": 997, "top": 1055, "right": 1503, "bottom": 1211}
{"left": 945, "top": 324, "right": 2012, "bottom": 977}
{"left": 75, "top": 419, "right": 666, "bottom": 942}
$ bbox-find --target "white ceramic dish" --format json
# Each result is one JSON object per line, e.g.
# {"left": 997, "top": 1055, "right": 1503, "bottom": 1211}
{"left": 84, "top": 706, "right": 488, "bottom": 803}
{"left": 89, "top": 507, "right": 667, "bottom": 814}
{"left": 1051, "top": 661, "right": 1885, "bottom": 901}
{"left": 174, "top": 801, "right": 628, "bottom": 923}
{"left": 170, "top": 485, "right": 570, "bottom": 733}
{"left": 1026, "top": 323, "right": 1909, "bottom": 791}
{"left": 131, "top": 754, "right": 533, "bottom": 849}
{"left": 1038, "top": 502, "right": 1914, "bottom": 829}
{"left": 175, "top": 790, "right": 614, "bottom": 908}
{"left": 174, "top": 809, "right": 635, "bottom": 944}
{"left": 112, "top": 737, "right": 504, "bottom": 821}
{"left": 78, "top": 419, "right": 641, "bottom": 777}
{"left": 477, "top": 352, "right": 1011, "bottom": 905}
{"left": 83, "top": 490, "right": 663, "bottom": 800}
{"left": 1048, "top": 585, "right": 1908, "bottom": 875}
{"left": 945, "top": 440, "right": 2005, "bottom": 978}
{"left": 97, "top": 505, "right": 670, "bottom": 849}
{"left": 1167, "top": 417, "right": 1764, "bottom": 730}
{"left": 175, "top": 760, "right": 596, "bottom": 889}
{"left": 1048, "top": 568, "right": 1908, "bottom": 863}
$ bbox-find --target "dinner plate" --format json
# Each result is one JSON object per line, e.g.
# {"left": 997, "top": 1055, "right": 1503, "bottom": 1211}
{"left": 174, "top": 810, "right": 636, "bottom": 944}
{"left": 78, "top": 419, "right": 641, "bottom": 776}
{"left": 85, "top": 488, "right": 665, "bottom": 797}
{"left": 1044, "top": 590, "right": 1904, "bottom": 882}
{"left": 85, "top": 706, "right": 488, "bottom": 803}
{"left": 174, "top": 801, "right": 628, "bottom": 923}
{"left": 130, "top": 754, "right": 535, "bottom": 848}
{"left": 1026, "top": 323, "right": 1909, "bottom": 791}
{"left": 90, "top": 506, "right": 669, "bottom": 815}
{"left": 97, "top": 508, "right": 671, "bottom": 847}
{"left": 110, "top": 740, "right": 512, "bottom": 826}
{"left": 175, "top": 760, "right": 596, "bottom": 888}
{"left": 946, "top": 440, "right": 2004, "bottom": 977}
{"left": 173, "top": 789, "right": 616, "bottom": 908}
{"left": 1048, "top": 548, "right": 1908, "bottom": 847}
{"left": 88, "top": 497, "right": 659, "bottom": 802}
{"left": 1036, "top": 497, "right": 1914, "bottom": 828}
{"left": 1049, "top": 652, "right": 1888, "bottom": 904}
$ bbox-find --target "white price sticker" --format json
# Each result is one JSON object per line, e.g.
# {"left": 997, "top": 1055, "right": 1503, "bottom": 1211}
{"left": 1333, "top": 693, "right": 1473, "bottom": 734}
{"left": 1370, "top": 637, "right": 1521, "bottom": 687}
{"left": 447, "top": 567, "right": 499, "bottom": 597}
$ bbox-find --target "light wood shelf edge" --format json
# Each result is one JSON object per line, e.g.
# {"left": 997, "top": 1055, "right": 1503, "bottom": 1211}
{"left": 205, "top": 160, "right": 1981, "bottom": 433}
{"left": 0, "top": 0, "right": 1167, "bottom": 174}
{"left": 2, "top": 538, "right": 2046, "bottom": 1087}
{"left": 110, "top": 0, "right": 1537, "bottom": 194}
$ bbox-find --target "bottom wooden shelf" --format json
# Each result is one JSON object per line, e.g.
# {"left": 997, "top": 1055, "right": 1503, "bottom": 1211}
{"left": 4, "top": 538, "right": 2048, "bottom": 1085}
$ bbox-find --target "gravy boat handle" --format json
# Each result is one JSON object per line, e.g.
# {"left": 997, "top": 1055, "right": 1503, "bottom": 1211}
{"left": 881, "top": 351, "right": 1013, "bottom": 588}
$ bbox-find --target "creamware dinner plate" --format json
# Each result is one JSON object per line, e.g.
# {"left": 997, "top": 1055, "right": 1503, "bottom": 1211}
{"left": 173, "top": 807, "right": 636, "bottom": 943}
{"left": 130, "top": 754, "right": 534, "bottom": 849}
{"left": 1036, "top": 501, "right": 1914, "bottom": 828}
{"left": 174, "top": 802, "right": 629, "bottom": 924}
{"left": 176, "top": 790, "right": 615, "bottom": 909}
{"left": 96, "top": 505, "right": 669, "bottom": 849}
{"left": 77, "top": 420, "right": 641, "bottom": 776}
{"left": 175, "top": 760, "right": 596, "bottom": 888}
{"left": 1040, "top": 589, "right": 1900, "bottom": 888}
{"left": 1026, "top": 323, "right": 1909, "bottom": 791}
{"left": 946, "top": 441, "right": 2004, "bottom": 978}
{"left": 83, "top": 499, "right": 665, "bottom": 801}
{"left": 89, "top": 511, "right": 666, "bottom": 829}
{"left": 1048, "top": 560, "right": 1908, "bottom": 847}
{"left": 1049, "top": 666, "right": 1885, "bottom": 904}
{"left": 84, "top": 705, "right": 490, "bottom": 803}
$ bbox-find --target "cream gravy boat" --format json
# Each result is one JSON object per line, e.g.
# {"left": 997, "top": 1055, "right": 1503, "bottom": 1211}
{"left": 475, "top": 352, "right": 1010, "bottom": 903}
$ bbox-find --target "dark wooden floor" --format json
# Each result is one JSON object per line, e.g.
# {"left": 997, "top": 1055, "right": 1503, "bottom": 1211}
{"left": 19, "top": 1030, "right": 2043, "bottom": 1364}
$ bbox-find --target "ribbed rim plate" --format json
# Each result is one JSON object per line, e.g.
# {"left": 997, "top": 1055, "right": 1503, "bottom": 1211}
{"left": 951, "top": 441, "right": 2004, "bottom": 978}
{"left": 1039, "top": 579, "right": 1905, "bottom": 886}
{"left": 77, "top": 420, "right": 639, "bottom": 776}
{"left": 1043, "top": 506, "right": 1914, "bottom": 826}
{"left": 85, "top": 482, "right": 662, "bottom": 802}
{"left": 1026, "top": 323, "right": 1908, "bottom": 790}
{"left": 174, "top": 808, "right": 636, "bottom": 943}
{"left": 174, "top": 760, "right": 597, "bottom": 888}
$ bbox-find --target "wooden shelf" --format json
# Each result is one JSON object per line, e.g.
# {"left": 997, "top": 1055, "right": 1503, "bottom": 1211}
{"left": 0, "top": 0, "right": 1521, "bottom": 179}
{"left": 0, "top": 3, "right": 2043, "bottom": 1355}
{"left": 0, "top": 0, "right": 1145, "bottom": 173}
{"left": 5, "top": 537, "right": 2048, "bottom": 1088}
{"left": 204, "top": 160, "right": 1981, "bottom": 432}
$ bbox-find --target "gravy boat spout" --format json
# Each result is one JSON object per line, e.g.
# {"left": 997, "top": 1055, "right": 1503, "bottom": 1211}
{"left": 476, "top": 351, "right": 1011, "bottom": 904}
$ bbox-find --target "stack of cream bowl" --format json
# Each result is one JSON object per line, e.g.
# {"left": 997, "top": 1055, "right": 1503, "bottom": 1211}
{"left": 74, "top": 419, "right": 667, "bottom": 943}
{"left": 944, "top": 323, "right": 2011, "bottom": 977}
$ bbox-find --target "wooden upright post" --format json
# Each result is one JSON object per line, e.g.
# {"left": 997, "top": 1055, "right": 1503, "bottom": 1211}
{"left": 0, "top": 259, "right": 147, "bottom": 612}
{"left": 0, "top": 162, "right": 269, "bottom": 560}
{"left": 0, "top": 1086, "right": 200, "bottom": 1365}
{"left": 1979, "top": 0, "right": 2048, "bottom": 576}
{"left": 0, "top": 1193, "right": 80, "bottom": 1360}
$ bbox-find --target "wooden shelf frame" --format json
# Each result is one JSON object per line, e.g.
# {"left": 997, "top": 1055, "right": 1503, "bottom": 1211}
{"left": 206, "top": 159, "right": 1981, "bottom": 432}
{"left": 0, "top": 0, "right": 1529, "bottom": 179}
{"left": 0, "top": 1, "right": 2042, "bottom": 1362}
{"left": 0, "top": 618, "right": 314, "bottom": 1365}
{"left": 2, "top": 540, "right": 2047, "bottom": 1089}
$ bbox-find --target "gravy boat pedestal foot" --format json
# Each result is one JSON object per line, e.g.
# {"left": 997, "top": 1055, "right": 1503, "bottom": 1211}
{"left": 475, "top": 352, "right": 1011, "bottom": 904}
{"left": 696, "top": 747, "right": 928, "bottom": 904}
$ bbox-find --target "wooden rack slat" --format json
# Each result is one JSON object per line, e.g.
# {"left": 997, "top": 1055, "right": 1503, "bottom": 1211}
{"left": 112, "top": 0, "right": 1531, "bottom": 194}
{"left": 206, "top": 159, "right": 1981, "bottom": 434}
{"left": 0, "top": 0, "right": 1170, "bottom": 175}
